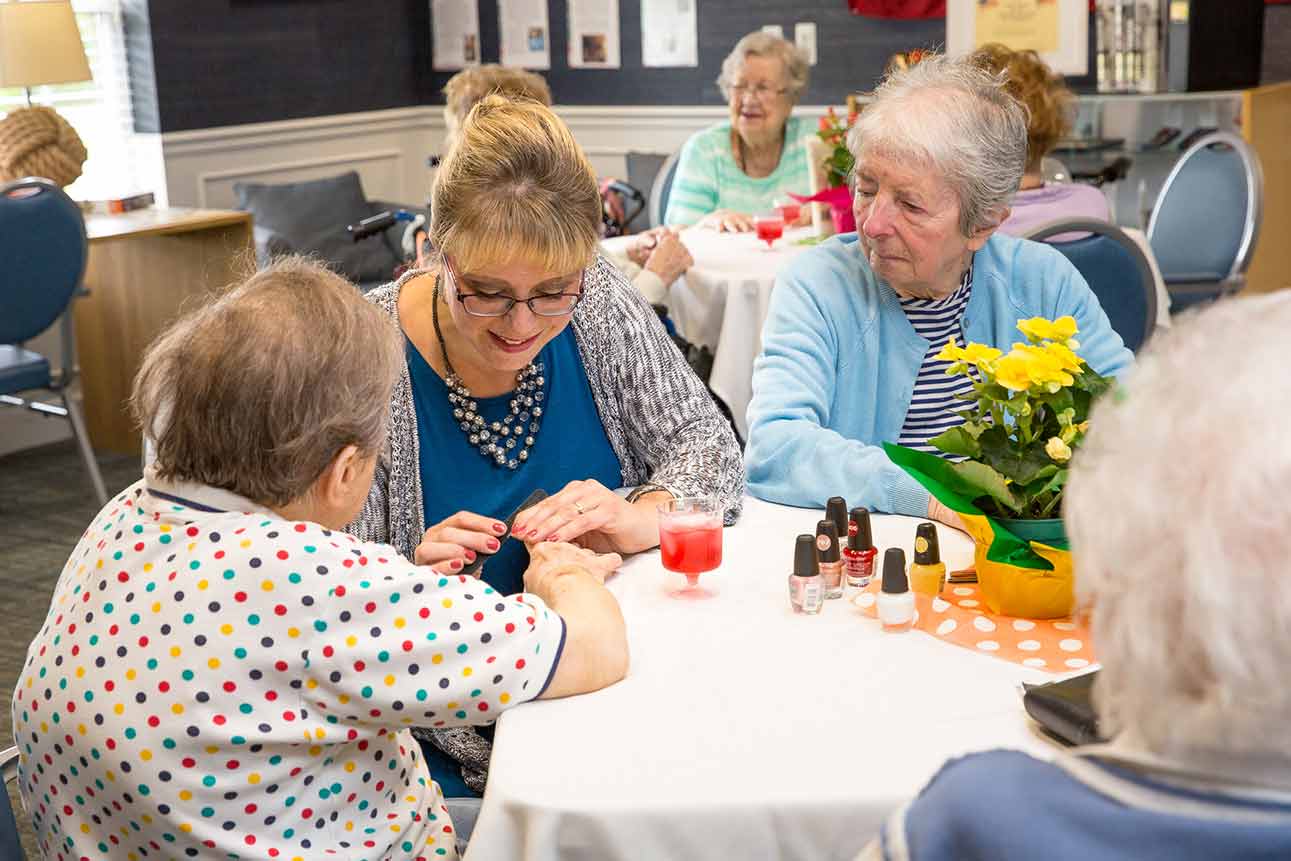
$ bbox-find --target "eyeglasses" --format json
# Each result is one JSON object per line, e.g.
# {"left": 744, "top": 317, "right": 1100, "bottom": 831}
{"left": 444, "top": 257, "right": 585, "bottom": 318}
{"left": 731, "top": 83, "right": 789, "bottom": 100}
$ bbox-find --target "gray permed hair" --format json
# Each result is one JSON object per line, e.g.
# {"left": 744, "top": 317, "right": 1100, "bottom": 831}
{"left": 847, "top": 53, "right": 1028, "bottom": 236}
{"left": 716, "top": 31, "right": 810, "bottom": 101}
{"left": 132, "top": 256, "right": 402, "bottom": 507}
{"left": 1066, "top": 292, "right": 1291, "bottom": 763}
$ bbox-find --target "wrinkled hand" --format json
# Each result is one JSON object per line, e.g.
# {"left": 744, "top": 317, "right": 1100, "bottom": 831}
{"left": 644, "top": 232, "right": 694, "bottom": 285}
{"left": 625, "top": 226, "right": 673, "bottom": 266}
{"left": 413, "top": 510, "right": 507, "bottom": 574}
{"left": 512, "top": 479, "right": 662, "bottom": 555}
{"left": 524, "top": 542, "right": 624, "bottom": 597}
{"left": 927, "top": 497, "right": 966, "bottom": 534}
{"left": 697, "top": 209, "right": 755, "bottom": 233}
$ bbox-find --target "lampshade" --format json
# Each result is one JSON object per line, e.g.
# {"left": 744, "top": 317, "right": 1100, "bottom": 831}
{"left": 0, "top": 1, "right": 92, "bottom": 90}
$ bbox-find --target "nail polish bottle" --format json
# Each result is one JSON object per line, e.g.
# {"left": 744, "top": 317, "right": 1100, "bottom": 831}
{"left": 825, "top": 496, "right": 848, "bottom": 547}
{"left": 878, "top": 547, "right": 915, "bottom": 633}
{"left": 908, "top": 522, "right": 947, "bottom": 597}
{"left": 788, "top": 534, "right": 824, "bottom": 615}
{"left": 843, "top": 506, "right": 877, "bottom": 588}
{"left": 815, "top": 520, "right": 844, "bottom": 600}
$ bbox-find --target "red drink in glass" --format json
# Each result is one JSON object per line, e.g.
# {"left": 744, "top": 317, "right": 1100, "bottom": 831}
{"left": 660, "top": 519, "right": 723, "bottom": 577}
{"left": 776, "top": 201, "right": 802, "bottom": 223}
{"left": 657, "top": 497, "right": 723, "bottom": 599}
{"left": 754, "top": 214, "right": 784, "bottom": 248}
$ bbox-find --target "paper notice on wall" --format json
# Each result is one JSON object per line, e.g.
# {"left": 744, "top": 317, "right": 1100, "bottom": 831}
{"left": 975, "top": 0, "right": 1059, "bottom": 54}
{"left": 499, "top": 0, "right": 551, "bottom": 69}
{"left": 432, "top": 0, "right": 481, "bottom": 71}
{"left": 641, "top": 0, "right": 697, "bottom": 68}
{"left": 567, "top": 0, "right": 621, "bottom": 69}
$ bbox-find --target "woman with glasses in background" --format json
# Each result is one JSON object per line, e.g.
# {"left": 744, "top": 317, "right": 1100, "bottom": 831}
{"left": 664, "top": 31, "right": 813, "bottom": 232}
{"left": 350, "top": 95, "right": 743, "bottom": 798}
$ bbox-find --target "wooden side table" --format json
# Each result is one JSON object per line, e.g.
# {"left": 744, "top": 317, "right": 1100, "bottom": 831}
{"left": 73, "top": 208, "right": 254, "bottom": 455}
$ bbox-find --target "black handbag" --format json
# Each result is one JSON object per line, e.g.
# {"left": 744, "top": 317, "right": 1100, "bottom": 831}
{"left": 1022, "top": 670, "right": 1104, "bottom": 747}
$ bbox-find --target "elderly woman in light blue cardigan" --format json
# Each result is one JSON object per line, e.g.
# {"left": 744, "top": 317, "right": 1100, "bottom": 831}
{"left": 745, "top": 55, "right": 1133, "bottom": 526}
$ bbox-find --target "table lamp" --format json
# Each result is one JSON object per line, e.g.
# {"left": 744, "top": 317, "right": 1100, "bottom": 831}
{"left": 0, "top": 0, "right": 92, "bottom": 186}
{"left": 0, "top": 0, "right": 91, "bottom": 104}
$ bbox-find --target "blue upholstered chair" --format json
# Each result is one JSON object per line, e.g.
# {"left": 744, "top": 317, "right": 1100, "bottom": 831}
{"left": 1, "top": 746, "right": 25, "bottom": 860}
{"left": 0, "top": 177, "right": 107, "bottom": 505}
{"left": 1146, "top": 131, "right": 1263, "bottom": 312}
{"left": 649, "top": 149, "right": 681, "bottom": 228}
{"left": 1025, "top": 218, "right": 1158, "bottom": 354}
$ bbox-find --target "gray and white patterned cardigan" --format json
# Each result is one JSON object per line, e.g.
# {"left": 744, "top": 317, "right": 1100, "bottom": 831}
{"left": 349, "top": 254, "right": 745, "bottom": 559}
{"left": 346, "top": 256, "right": 744, "bottom": 793}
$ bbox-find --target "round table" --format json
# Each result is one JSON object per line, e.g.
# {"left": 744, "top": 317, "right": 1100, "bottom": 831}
{"left": 604, "top": 229, "right": 811, "bottom": 440}
{"left": 463, "top": 496, "right": 1060, "bottom": 861}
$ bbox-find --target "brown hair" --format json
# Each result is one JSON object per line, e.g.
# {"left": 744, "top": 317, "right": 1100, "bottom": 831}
{"left": 443, "top": 64, "right": 553, "bottom": 128}
{"left": 971, "top": 43, "right": 1073, "bottom": 173}
{"left": 430, "top": 94, "right": 600, "bottom": 275}
{"left": 131, "top": 257, "right": 402, "bottom": 507}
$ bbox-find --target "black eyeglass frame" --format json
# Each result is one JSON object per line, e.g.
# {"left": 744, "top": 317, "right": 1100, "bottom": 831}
{"left": 443, "top": 256, "right": 585, "bottom": 318}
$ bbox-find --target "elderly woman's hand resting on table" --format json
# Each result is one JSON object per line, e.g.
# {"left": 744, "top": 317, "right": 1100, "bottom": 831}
{"left": 626, "top": 227, "right": 694, "bottom": 286}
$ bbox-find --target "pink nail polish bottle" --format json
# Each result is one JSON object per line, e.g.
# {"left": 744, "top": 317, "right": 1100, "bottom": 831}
{"left": 788, "top": 534, "right": 824, "bottom": 614}
{"left": 815, "top": 520, "right": 844, "bottom": 600}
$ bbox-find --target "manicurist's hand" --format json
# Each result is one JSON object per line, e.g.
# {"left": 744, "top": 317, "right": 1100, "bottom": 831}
{"left": 413, "top": 510, "right": 507, "bottom": 574}
{"left": 511, "top": 479, "right": 670, "bottom": 555}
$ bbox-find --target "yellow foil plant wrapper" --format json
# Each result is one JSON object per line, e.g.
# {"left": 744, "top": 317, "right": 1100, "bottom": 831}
{"left": 885, "top": 316, "right": 1112, "bottom": 619}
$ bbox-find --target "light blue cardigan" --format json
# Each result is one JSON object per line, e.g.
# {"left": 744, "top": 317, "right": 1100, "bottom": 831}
{"left": 745, "top": 232, "right": 1134, "bottom": 516}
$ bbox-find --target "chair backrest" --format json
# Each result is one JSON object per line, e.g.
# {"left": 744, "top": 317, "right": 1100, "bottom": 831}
{"left": 1146, "top": 131, "right": 1263, "bottom": 283}
{"left": 649, "top": 149, "right": 681, "bottom": 229}
{"left": 0, "top": 178, "right": 88, "bottom": 346}
{"left": 1025, "top": 218, "right": 1158, "bottom": 354}
{"left": 1, "top": 746, "right": 25, "bottom": 860}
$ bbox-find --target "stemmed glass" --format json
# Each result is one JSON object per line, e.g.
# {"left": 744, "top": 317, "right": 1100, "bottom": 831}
{"left": 753, "top": 212, "right": 784, "bottom": 249}
{"left": 657, "top": 496, "right": 723, "bottom": 600}
{"left": 774, "top": 196, "right": 802, "bottom": 225}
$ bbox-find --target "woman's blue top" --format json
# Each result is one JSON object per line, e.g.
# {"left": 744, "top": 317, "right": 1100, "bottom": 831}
{"left": 405, "top": 326, "right": 623, "bottom": 597}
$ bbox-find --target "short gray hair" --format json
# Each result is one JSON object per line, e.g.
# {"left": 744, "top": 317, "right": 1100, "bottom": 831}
{"left": 1066, "top": 293, "right": 1291, "bottom": 762}
{"left": 847, "top": 53, "right": 1027, "bottom": 235}
{"left": 716, "top": 31, "right": 810, "bottom": 101}
{"left": 132, "top": 256, "right": 402, "bottom": 507}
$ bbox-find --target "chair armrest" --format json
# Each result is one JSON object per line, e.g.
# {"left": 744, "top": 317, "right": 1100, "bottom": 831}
{"left": 252, "top": 224, "right": 295, "bottom": 268}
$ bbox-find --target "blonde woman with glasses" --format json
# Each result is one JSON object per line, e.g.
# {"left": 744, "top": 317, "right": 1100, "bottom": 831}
{"left": 665, "top": 30, "right": 812, "bottom": 232}
{"left": 349, "top": 95, "right": 743, "bottom": 798}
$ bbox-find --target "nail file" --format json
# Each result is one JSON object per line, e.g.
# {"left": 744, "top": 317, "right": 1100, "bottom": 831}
{"left": 459, "top": 488, "right": 548, "bottom": 577}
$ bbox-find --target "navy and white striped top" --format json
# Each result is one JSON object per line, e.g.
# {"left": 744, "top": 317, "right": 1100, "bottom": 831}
{"left": 896, "top": 270, "right": 975, "bottom": 455}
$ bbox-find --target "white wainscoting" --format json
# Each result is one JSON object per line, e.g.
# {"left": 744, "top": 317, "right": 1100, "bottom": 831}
{"left": 159, "top": 104, "right": 834, "bottom": 208}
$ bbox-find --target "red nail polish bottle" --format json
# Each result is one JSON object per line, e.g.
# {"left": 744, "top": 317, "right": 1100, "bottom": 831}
{"left": 843, "top": 506, "right": 877, "bottom": 588}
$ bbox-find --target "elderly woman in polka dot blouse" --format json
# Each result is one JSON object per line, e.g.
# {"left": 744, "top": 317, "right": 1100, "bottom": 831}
{"left": 12, "top": 258, "right": 628, "bottom": 861}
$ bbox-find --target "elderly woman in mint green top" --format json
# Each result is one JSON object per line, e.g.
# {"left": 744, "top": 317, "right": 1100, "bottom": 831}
{"left": 664, "top": 31, "right": 812, "bottom": 232}
{"left": 745, "top": 54, "right": 1133, "bottom": 529}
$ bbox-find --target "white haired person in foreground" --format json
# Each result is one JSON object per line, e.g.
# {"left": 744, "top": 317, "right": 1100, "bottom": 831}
{"left": 863, "top": 293, "right": 1291, "bottom": 860}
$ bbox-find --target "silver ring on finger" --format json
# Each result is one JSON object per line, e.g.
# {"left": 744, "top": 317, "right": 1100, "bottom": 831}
{"left": 574, "top": 500, "right": 585, "bottom": 516}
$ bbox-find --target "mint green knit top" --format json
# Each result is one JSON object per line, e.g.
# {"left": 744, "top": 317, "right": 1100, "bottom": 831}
{"left": 664, "top": 116, "right": 812, "bottom": 226}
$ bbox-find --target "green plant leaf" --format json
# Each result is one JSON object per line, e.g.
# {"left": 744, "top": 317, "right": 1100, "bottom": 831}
{"left": 928, "top": 426, "right": 982, "bottom": 459}
{"left": 944, "top": 460, "right": 1025, "bottom": 515}
{"left": 977, "top": 432, "right": 1058, "bottom": 487}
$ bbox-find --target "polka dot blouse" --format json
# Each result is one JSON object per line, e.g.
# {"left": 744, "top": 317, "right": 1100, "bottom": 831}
{"left": 12, "top": 476, "right": 566, "bottom": 861}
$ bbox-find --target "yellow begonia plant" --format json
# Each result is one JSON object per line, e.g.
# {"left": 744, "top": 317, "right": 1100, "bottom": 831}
{"left": 926, "top": 316, "right": 1111, "bottom": 520}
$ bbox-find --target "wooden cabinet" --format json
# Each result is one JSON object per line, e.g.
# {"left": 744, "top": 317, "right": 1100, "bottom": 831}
{"left": 74, "top": 208, "right": 253, "bottom": 454}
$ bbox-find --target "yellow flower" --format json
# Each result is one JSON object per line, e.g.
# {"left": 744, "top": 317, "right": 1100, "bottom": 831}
{"left": 935, "top": 339, "right": 967, "bottom": 363}
{"left": 1018, "top": 316, "right": 1079, "bottom": 344}
{"left": 1046, "top": 436, "right": 1072, "bottom": 463}
{"left": 1044, "top": 341, "right": 1084, "bottom": 374}
{"left": 993, "top": 353, "right": 1033, "bottom": 391}
{"left": 962, "top": 343, "right": 1002, "bottom": 365}
{"left": 1014, "top": 344, "right": 1075, "bottom": 388}
{"left": 935, "top": 339, "right": 1001, "bottom": 372}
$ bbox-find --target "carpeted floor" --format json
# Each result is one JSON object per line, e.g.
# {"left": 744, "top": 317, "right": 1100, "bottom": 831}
{"left": 1, "top": 439, "right": 141, "bottom": 857}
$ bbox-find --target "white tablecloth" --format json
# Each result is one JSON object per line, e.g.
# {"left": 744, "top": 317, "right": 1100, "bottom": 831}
{"left": 464, "top": 497, "right": 1056, "bottom": 861}
{"left": 603, "top": 229, "right": 809, "bottom": 440}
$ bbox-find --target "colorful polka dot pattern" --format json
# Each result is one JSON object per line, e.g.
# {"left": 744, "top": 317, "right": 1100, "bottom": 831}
{"left": 853, "top": 579, "right": 1096, "bottom": 672}
{"left": 12, "top": 478, "right": 565, "bottom": 861}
